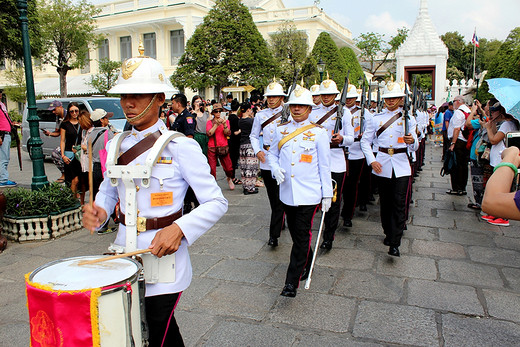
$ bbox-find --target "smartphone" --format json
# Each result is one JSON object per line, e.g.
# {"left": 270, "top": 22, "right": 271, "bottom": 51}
{"left": 505, "top": 132, "right": 520, "bottom": 148}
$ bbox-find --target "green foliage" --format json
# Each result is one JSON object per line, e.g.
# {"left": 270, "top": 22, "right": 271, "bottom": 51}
{"left": 3, "top": 67, "right": 26, "bottom": 104}
{"left": 88, "top": 58, "right": 121, "bottom": 95}
{"left": 4, "top": 182, "right": 78, "bottom": 217}
{"left": 0, "top": 0, "right": 43, "bottom": 61}
{"left": 39, "top": 0, "right": 102, "bottom": 97}
{"left": 268, "top": 21, "right": 308, "bottom": 87}
{"left": 171, "top": 0, "right": 276, "bottom": 93}
{"left": 8, "top": 109, "right": 22, "bottom": 123}
{"left": 310, "top": 32, "right": 347, "bottom": 88}
{"left": 446, "top": 66, "right": 464, "bottom": 81}
{"left": 339, "top": 47, "right": 364, "bottom": 86}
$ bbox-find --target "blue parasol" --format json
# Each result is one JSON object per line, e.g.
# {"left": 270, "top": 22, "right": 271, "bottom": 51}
{"left": 486, "top": 78, "right": 520, "bottom": 120}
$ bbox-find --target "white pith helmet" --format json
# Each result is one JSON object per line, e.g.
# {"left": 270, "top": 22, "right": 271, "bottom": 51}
{"left": 310, "top": 84, "right": 321, "bottom": 96}
{"left": 108, "top": 43, "right": 175, "bottom": 95}
{"left": 345, "top": 84, "right": 359, "bottom": 99}
{"left": 264, "top": 78, "right": 287, "bottom": 97}
{"left": 286, "top": 85, "right": 314, "bottom": 107}
{"left": 319, "top": 73, "right": 340, "bottom": 95}
{"left": 382, "top": 81, "right": 406, "bottom": 98}
{"left": 370, "top": 92, "right": 377, "bottom": 101}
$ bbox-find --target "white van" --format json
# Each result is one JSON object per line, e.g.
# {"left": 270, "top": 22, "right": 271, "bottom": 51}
{"left": 22, "top": 97, "right": 127, "bottom": 156}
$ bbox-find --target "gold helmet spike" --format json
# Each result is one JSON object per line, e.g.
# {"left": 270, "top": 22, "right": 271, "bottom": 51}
{"left": 273, "top": 76, "right": 277, "bottom": 83}
{"left": 390, "top": 75, "right": 394, "bottom": 83}
{"left": 300, "top": 77, "right": 305, "bottom": 87}
{"left": 138, "top": 40, "right": 145, "bottom": 57}
{"left": 326, "top": 71, "right": 330, "bottom": 80}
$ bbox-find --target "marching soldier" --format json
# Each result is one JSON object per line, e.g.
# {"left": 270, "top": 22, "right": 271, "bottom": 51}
{"left": 341, "top": 85, "right": 373, "bottom": 227}
{"left": 310, "top": 83, "right": 322, "bottom": 107}
{"left": 250, "top": 79, "right": 287, "bottom": 247}
{"left": 83, "top": 48, "right": 228, "bottom": 346}
{"left": 311, "top": 78, "right": 354, "bottom": 250}
{"left": 360, "top": 81, "right": 418, "bottom": 257}
{"left": 267, "top": 85, "right": 333, "bottom": 297}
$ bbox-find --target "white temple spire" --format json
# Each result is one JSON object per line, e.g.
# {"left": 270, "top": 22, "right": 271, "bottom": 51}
{"left": 420, "top": 0, "right": 428, "bottom": 15}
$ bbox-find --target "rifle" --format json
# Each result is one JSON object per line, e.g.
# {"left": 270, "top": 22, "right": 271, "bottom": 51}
{"left": 412, "top": 75, "right": 418, "bottom": 115}
{"left": 281, "top": 68, "right": 300, "bottom": 123}
{"left": 359, "top": 79, "right": 366, "bottom": 136}
{"left": 404, "top": 83, "right": 411, "bottom": 135}
{"left": 376, "top": 84, "right": 382, "bottom": 113}
{"left": 334, "top": 70, "right": 350, "bottom": 134}
{"left": 367, "top": 82, "right": 372, "bottom": 111}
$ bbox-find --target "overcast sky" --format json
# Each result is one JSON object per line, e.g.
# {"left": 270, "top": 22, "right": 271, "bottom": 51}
{"left": 283, "top": 0, "right": 520, "bottom": 42}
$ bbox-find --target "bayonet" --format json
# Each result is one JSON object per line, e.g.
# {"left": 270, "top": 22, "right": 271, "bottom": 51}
{"left": 334, "top": 70, "right": 350, "bottom": 133}
{"left": 359, "top": 79, "right": 366, "bottom": 136}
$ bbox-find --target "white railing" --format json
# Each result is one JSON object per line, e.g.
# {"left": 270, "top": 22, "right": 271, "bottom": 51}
{"left": 96, "top": 0, "right": 215, "bottom": 16}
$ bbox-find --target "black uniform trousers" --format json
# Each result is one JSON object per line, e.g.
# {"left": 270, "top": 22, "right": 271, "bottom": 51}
{"left": 145, "top": 293, "right": 184, "bottom": 347}
{"left": 450, "top": 139, "right": 469, "bottom": 192}
{"left": 377, "top": 173, "right": 409, "bottom": 247}
{"left": 261, "top": 169, "right": 285, "bottom": 239}
{"left": 358, "top": 158, "right": 372, "bottom": 205}
{"left": 283, "top": 204, "right": 319, "bottom": 286}
{"left": 323, "top": 171, "right": 345, "bottom": 242}
{"left": 341, "top": 158, "right": 365, "bottom": 220}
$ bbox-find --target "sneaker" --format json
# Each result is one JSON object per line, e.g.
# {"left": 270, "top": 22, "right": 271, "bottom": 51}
{"left": 487, "top": 218, "right": 509, "bottom": 226}
{"left": 0, "top": 180, "right": 17, "bottom": 187}
{"left": 481, "top": 215, "right": 495, "bottom": 221}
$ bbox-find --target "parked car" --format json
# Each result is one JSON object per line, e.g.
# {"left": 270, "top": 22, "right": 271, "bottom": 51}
{"left": 22, "top": 97, "right": 127, "bottom": 156}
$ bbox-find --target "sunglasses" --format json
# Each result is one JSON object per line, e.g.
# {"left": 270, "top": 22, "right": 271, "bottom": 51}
{"left": 69, "top": 109, "right": 79, "bottom": 113}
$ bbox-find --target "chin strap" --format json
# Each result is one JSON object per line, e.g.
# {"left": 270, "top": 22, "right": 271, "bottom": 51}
{"left": 125, "top": 94, "right": 158, "bottom": 124}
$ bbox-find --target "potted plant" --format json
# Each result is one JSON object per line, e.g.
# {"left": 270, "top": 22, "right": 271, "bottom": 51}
{"left": 1, "top": 183, "right": 82, "bottom": 242}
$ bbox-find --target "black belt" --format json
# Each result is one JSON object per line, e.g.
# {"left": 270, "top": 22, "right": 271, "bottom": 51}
{"left": 378, "top": 147, "right": 408, "bottom": 156}
{"left": 119, "top": 208, "right": 182, "bottom": 232}
{"left": 354, "top": 138, "right": 360, "bottom": 142}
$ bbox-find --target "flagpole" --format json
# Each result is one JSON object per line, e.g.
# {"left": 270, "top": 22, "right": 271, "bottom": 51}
{"left": 472, "top": 27, "right": 477, "bottom": 80}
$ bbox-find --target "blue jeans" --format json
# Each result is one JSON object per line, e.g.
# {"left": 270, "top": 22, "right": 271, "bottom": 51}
{"left": 0, "top": 133, "right": 10, "bottom": 184}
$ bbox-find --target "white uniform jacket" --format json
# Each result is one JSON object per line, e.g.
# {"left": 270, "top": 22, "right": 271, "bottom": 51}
{"left": 360, "top": 107, "right": 418, "bottom": 178}
{"left": 250, "top": 105, "right": 284, "bottom": 170}
{"left": 310, "top": 104, "right": 354, "bottom": 173}
{"left": 267, "top": 116, "right": 333, "bottom": 206}
{"left": 348, "top": 106, "right": 374, "bottom": 160}
{"left": 95, "top": 119, "right": 228, "bottom": 296}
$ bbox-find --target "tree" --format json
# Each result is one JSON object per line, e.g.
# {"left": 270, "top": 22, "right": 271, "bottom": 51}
{"left": 440, "top": 31, "right": 473, "bottom": 76}
{"left": 0, "top": 0, "right": 43, "bottom": 61}
{"left": 268, "top": 21, "right": 308, "bottom": 87}
{"left": 88, "top": 58, "right": 121, "bottom": 95}
{"left": 39, "top": 0, "right": 102, "bottom": 97}
{"left": 356, "top": 27, "right": 409, "bottom": 75}
{"left": 446, "top": 66, "right": 464, "bottom": 81}
{"left": 339, "top": 47, "right": 364, "bottom": 86}
{"left": 171, "top": 0, "right": 276, "bottom": 95}
{"left": 3, "top": 67, "right": 26, "bottom": 104}
{"left": 309, "top": 32, "right": 347, "bottom": 88}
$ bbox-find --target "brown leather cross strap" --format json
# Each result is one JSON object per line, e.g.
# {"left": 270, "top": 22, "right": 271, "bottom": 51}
{"left": 117, "top": 130, "right": 162, "bottom": 165}
{"left": 119, "top": 208, "right": 183, "bottom": 231}
{"left": 261, "top": 111, "right": 282, "bottom": 129}
{"left": 316, "top": 106, "right": 338, "bottom": 125}
{"left": 376, "top": 112, "right": 402, "bottom": 138}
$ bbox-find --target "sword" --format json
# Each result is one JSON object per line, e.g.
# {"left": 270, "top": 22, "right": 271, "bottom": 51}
{"left": 281, "top": 68, "right": 300, "bottom": 123}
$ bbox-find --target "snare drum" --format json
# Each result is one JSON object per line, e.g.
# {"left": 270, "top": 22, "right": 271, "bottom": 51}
{"left": 27, "top": 256, "right": 145, "bottom": 347}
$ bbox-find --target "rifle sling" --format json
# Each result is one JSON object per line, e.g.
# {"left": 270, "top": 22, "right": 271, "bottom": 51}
{"left": 376, "top": 112, "right": 402, "bottom": 138}
{"left": 117, "top": 130, "right": 162, "bottom": 165}
{"left": 316, "top": 106, "right": 338, "bottom": 125}
{"left": 278, "top": 124, "right": 317, "bottom": 150}
{"left": 261, "top": 111, "right": 282, "bottom": 129}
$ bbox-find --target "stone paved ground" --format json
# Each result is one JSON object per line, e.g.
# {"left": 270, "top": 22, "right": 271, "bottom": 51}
{"left": 1, "top": 141, "right": 520, "bottom": 346}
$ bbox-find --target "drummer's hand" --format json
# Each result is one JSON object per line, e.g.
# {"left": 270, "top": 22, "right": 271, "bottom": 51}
{"left": 83, "top": 202, "right": 108, "bottom": 232}
{"left": 149, "top": 223, "right": 185, "bottom": 258}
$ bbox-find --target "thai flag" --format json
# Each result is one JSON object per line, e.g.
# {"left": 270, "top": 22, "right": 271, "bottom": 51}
{"left": 472, "top": 30, "right": 479, "bottom": 48}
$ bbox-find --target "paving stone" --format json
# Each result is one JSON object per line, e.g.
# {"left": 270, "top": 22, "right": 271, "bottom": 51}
{"left": 205, "top": 259, "right": 276, "bottom": 284}
{"left": 455, "top": 218, "right": 502, "bottom": 233}
{"left": 407, "top": 279, "right": 484, "bottom": 315}
{"left": 411, "top": 240, "right": 466, "bottom": 258}
{"left": 189, "top": 234, "right": 221, "bottom": 254}
{"left": 317, "top": 248, "right": 375, "bottom": 270}
{"left": 442, "top": 313, "right": 520, "bottom": 347}
{"left": 333, "top": 270, "right": 404, "bottom": 302}
{"left": 296, "top": 333, "right": 383, "bottom": 347}
{"left": 205, "top": 223, "right": 261, "bottom": 239}
{"left": 413, "top": 191, "right": 434, "bottom": 200}
{"left": 432, "top": 192, "right": 466, "bottom": 202}
{"left": 269, "top": 292, "right": 355, "bottom": 333}
{"left": 502, "top": 267, "right": 520, "bottom": 291}
{"left": 201, "top": 321, "right": 297, "bottom": 347}
{"left": 176, "top": 310, "right": 217, "bottom": 346}
{"left": 353, "top": 301, "right": 438, "bottom": 346}
{"left": 438, "top": 229, "right": 494, "bottom": 246}
{"left": 348, "top": 220, "right": 385, "bottom": 236}
{"left": 217, "top": 213, "right": 254, "bottom": 225}
{"left": 403, "top": 225, "right": 437, "bottom": 241}
{"left": 408, "top": 206, "right": 434, "bottom": 217}
{"left": 252, "top": 243, "right": 294, "bottom": 264}
{"left": 198, "top": 282, "right": 279, "bottom": 320}
{"left": 501, "top": 227, "right": 520, "bottom": 239}
{"left": 202, "top": 237, "right": 266, "bottom": 259}
{"left": 376, "top": 255, "right": 437, "bottom": 280}
{"left": 438, "top": 259, "right": 504, "bottom": 288}
{"left": 177, "top": 277, "right": 218, "bottom": 310}
{"left": 467, "top": 246, "right": 520, "bottom": 268}
{"left": 1, "top": 255, "right": 53, "bottom": 281}
{"left": 483, "top": 289, "right": 520, "bottom": 323}
{"left": 1, "top": 322, "right": 31, "bottom": 347}
{"left": 191, "top": 254, "right": 222, "bottom": 276}
{"left": 494, "top": 236, "right": 520, "bottom": 251}
{"left": 324, "top": 231, "right": 357, "bottom": 249}
{"left": 354, "top": 236, "right": 410, "bottom": 254}
{"left": 413, "top": 215, "right": 455, "bottom": 229}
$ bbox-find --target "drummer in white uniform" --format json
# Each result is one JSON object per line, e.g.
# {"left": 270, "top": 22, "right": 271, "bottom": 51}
{"left": 83, "top": 48, "right": 228, "bottom": 346}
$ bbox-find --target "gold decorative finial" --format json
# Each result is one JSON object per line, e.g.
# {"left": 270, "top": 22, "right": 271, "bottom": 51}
{"left": 326, "top": 71, "right": 330, "bottom": 80}
{"left": 300, "top": 77, "right": 304, "bottom": 87}
{"left": 390, "top": 75, "right": 394, "bottom": 83}
{"left": 273, "top": 76, "right": 277, "bottom": 83}
{"left": 138, "top": 40, "right": 145, "bottom": 57}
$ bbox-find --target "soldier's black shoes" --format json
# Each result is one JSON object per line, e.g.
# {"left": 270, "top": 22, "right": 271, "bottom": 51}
{"left": 388, "top": 246, "right": 400, "bottom": 257}
{"left": 343, "top": 219, "right": 352, "bottom": 228}
{"left": 281, "top": 284, "right": 297, "bottom": 297}
{"left": 359, "top": 204, "right": 367, "bottom": 212}
{"left": 383, "top": 238, "right": 390, "bottom": 246}
{"left": 320, "top": 240, "right": 333, "bottom": 250}
{"left": 243, "top": 188, "right": 258, "bottom": 195}
{"left": 268, "top": 237, "right": 278, "bottom": 247}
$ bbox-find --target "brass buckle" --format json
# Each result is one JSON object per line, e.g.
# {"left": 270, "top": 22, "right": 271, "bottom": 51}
{"left": 387, "top": 148, "right": 394, "bottom": 156}
{"left": 137, "top": 216, "right": 147, "bottom": 233}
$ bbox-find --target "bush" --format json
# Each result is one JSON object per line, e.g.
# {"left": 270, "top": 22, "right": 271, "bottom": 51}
{"left": 4, "top": 182, "right": 79, "bottom": 217}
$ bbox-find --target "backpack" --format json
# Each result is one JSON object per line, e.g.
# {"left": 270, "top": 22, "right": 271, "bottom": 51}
{"left": 440, "top": 150, "right": 457, "bottom": 177}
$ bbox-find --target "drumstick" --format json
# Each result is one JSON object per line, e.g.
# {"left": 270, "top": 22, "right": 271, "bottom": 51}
{"left": 88, "top": 139, "right": 94, "bottom": 235}
{"left": 77, "top": 249, "right": 152, "bottom": 266}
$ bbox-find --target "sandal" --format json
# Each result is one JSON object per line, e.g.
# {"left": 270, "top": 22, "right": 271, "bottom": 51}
{"left": 232, "top": 178, "right": 242, "bottom": 185}
{"left": 446, "top": 189, "right": 458, "bottom": 195}
{"left": 56, "top": 178, "right": 65, "bottom": 183}
{"left": 467, "top": 203, "right": 481, "bottom": 210}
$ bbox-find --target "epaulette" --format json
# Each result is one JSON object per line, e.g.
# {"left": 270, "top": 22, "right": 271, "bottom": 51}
{"left": 310, "top": 122, "right": 324, "bottom": 128}
{"left": 278, "top": 121, "right": 290, "bottom": 126}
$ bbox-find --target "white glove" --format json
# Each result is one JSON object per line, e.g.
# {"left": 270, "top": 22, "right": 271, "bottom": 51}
{"left": 321, "top": 198, "right": 332, "bottom": 212}
{"left": 273, "top": 168, "right": 286, "bottom": 185}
